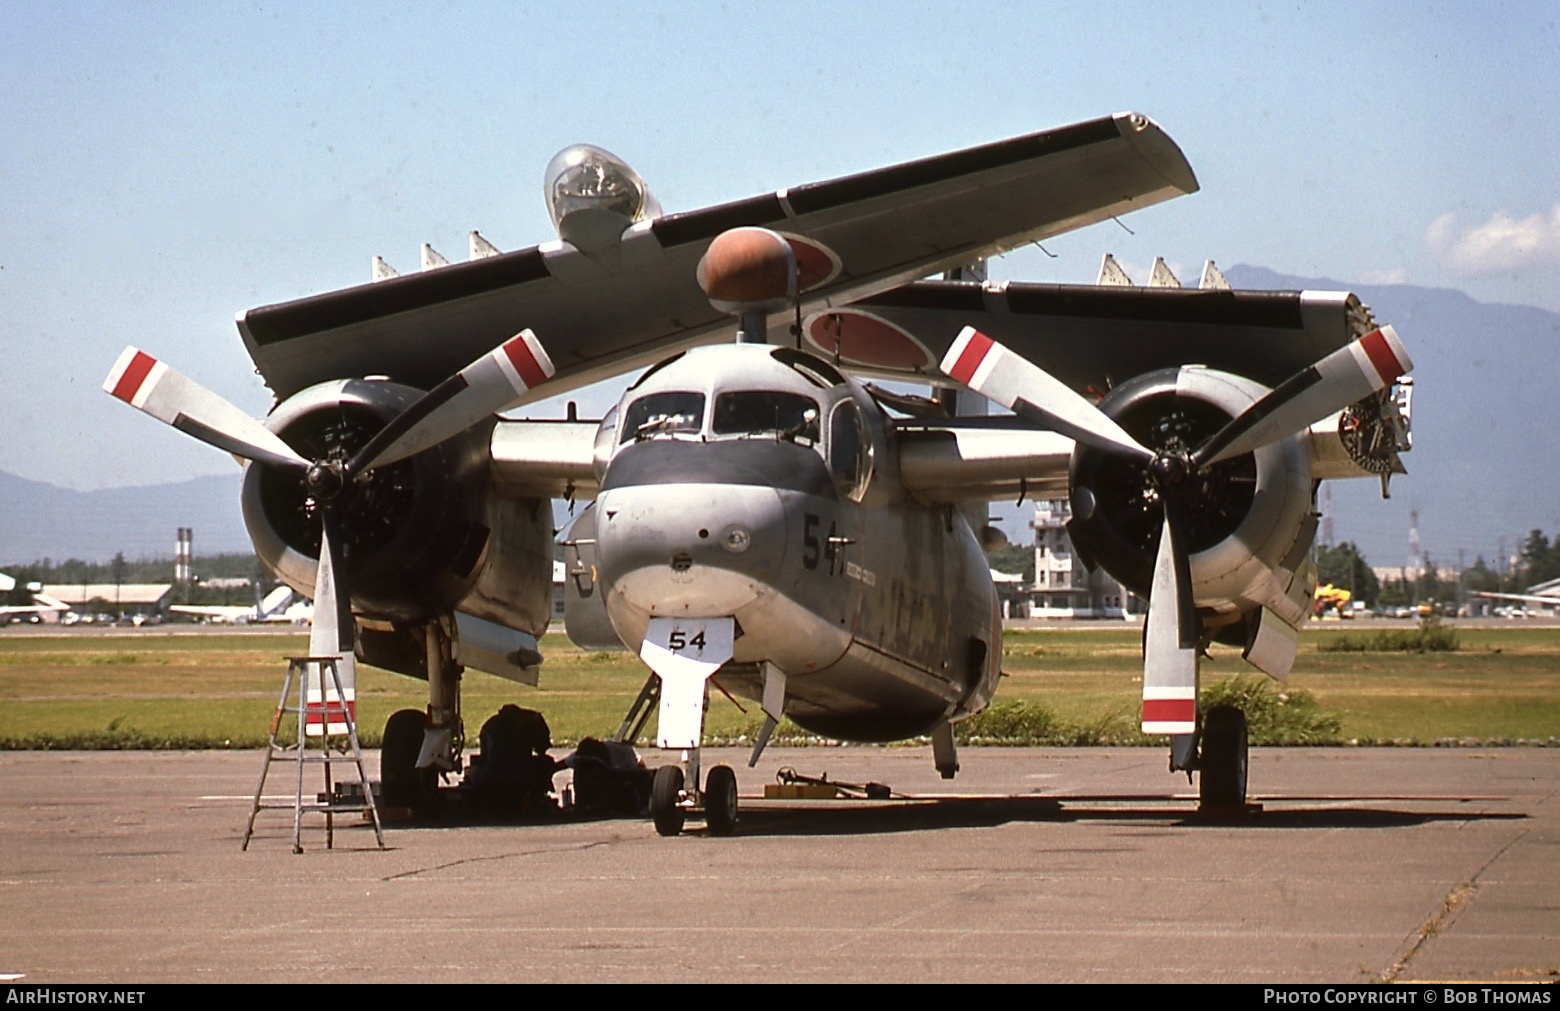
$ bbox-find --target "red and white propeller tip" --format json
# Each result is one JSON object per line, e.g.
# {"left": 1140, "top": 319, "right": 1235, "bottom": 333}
{"left": 103, "top": 346, "right": 309, "bottom": 471}
{"left": 1196, "top": 326, "right": 1412, "bottom": 467}
{"left": 347, "top": 329, "right": 555, "bottom": 475}
{"left": 941, "top": 327, "right": 1154, "bottom": 462}
{"left": 1140, "top": 512, "right": 1198, "bottom": 734}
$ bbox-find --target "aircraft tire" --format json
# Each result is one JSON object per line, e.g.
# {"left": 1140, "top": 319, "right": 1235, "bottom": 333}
{"left": 650, "top": 765, "right": 686, "bottom": 837}
{"left": 704, "top": 764, "right": 738, "bottom": 836}
{"left": 381, "top": 709, "right": 438, "bottom": 811}
{"left": 1199, "top": 704, "right": 1249, "bottom": 808}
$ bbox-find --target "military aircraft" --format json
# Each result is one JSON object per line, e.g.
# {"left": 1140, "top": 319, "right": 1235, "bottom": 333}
{"left": 170, "top": 584, "right": 296, "bottom": 624}
{"left": 103, "top": 112, "right": 1415, "bottom": 833}
{"left": 0, "top": 572, "right": 69, "bottom": 623}
{"left": 1475, "top": 585, "right": 1560, "bottom": 614}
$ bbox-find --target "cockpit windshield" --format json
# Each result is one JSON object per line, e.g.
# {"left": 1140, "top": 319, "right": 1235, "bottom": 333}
{"left": 621, "top": 391, "right": 704, "bottom": 443}
{"left": 712, "top": 391, "right": 820, "bottom": 444}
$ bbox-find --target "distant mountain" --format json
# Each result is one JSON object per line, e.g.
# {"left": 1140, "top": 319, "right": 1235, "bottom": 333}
{"left": 0, "top": 470, "right": 251, "bottom": 564}
{"left": 1227, "top": 266, "right": 1559, "bottom": 570}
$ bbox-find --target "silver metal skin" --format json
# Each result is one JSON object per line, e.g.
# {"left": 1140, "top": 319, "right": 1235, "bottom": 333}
{"left": 592, "top": 344, "right": 1001, "bottom": 744}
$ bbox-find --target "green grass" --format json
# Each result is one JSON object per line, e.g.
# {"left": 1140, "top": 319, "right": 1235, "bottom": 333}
{"left": 1, "top": 624, "right": 1556, "bottom": 749}
{"left": 1316, "top": 615, "right": 1461, "bottom": 653}
{"left": 993, "top": 625, "right": 1560, "bottom": 745}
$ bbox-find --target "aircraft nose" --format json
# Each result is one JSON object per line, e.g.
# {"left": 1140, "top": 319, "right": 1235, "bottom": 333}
{"left": 594, "top": 480, "right": 790, "bottom": 616}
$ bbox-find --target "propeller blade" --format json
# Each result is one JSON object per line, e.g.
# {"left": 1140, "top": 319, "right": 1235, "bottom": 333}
{"left": 1141, "top": 506, "right": 1199, "bottom": 735}
{"left": 941, "top": 327, "right": 1154, "bottom": 462}
{"left": 347, "top": 329, "right": 554, "bottom": 475}
{"left": 1193, "top": 326, "right": 1412, "bottom": 467}
{"left": 310, "top": 512, "right": 354, "bottom": 655}
{"left": 305, "top": 516, "right": 357, "bottom": 738}
{"left": 103, "top": 347, "right": 310, "bottom": 471}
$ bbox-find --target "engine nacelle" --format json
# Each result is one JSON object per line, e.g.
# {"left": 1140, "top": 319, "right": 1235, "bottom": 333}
{"left": 242, "top": 378, "right": 495, "bottom": 622}
{"left": 1068, "top": 367, "right": 1315, "bottom": 621}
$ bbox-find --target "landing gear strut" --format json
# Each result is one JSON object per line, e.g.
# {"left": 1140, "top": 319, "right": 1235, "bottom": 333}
{"left": 1198, "top": 704, "right": 1249, "bottom": 808}
{"left": 378, "top": 617, "right": 464, "bottom": 815}
{"left": 635, "top": 616, "right": 742, "bottom": 837}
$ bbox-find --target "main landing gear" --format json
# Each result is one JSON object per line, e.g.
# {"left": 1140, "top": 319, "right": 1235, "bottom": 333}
{"left": 1197, "top": 704, "right": 1249, "bottom": 809}
{"left": 1169, "top": 702, "right": 1252, "bottom": 812}
{"left": 376, "top": 618, "right": 463, "bottom": 814}
{"left": 380, "top": 708, "right": 441, "bottom": 811}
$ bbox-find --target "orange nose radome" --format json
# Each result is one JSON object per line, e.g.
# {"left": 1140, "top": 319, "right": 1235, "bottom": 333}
{"left": 697, "top": 227, "right": 797, "bottom": 314}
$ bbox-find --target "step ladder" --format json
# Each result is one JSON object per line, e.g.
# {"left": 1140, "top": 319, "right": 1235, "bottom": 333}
{"left": 242, "top": 655, "right": 385, "bottom": 853}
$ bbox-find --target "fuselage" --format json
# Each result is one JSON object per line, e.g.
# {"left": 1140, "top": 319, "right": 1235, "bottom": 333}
{"left": 591, "top": 344, "right": 1001, "bottom": 741}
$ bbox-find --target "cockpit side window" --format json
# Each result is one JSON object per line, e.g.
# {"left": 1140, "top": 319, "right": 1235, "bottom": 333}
{"left": 829, "top": 400, "right": 871, "bottom": 500}
{"left": 620, "top": 391, "right": 705, "bottom": 443}
{"left": 712, "top": 391, "right": 819, "bottom": 445}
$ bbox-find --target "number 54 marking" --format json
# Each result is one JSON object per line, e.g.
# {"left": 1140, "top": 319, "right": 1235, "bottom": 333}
{"left": 803, "top": 512, "right": 844, "bottom": 575}
{"left": 666, "top": 628, "right": 706, "bottom": 652}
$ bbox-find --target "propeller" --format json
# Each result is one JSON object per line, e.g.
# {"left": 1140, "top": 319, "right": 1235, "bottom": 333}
{"left": 104, "top": 328, "right": 556, "bottom": 667}
{"left": 104, "top": 347, "right": 312, "bottom": 472}
{"left": 1140, "top": 506, "right": 1197, "bottom": 734}
{"left": 344, "top": 329, "right": 553, "bottom": 475}
{"left": 304, "top": 517, "right": 356, "bottom": 735}
{"left": 942, "top": 324, "right": 1411, "bottom": 733}
{"left": 1191, "top": 325, "right": 1412, "bottom": 468}
{"left": 941, "top": 327, "right": 1154, "bottom": 462}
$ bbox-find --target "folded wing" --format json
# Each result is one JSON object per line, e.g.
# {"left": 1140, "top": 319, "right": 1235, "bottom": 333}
{"left": 239, "top": 112, "right": 1197, "bottom": 399}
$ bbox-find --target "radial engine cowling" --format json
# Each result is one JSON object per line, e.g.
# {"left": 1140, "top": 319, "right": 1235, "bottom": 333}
{"left": 242, "top": 379, "right": 495, "bottom": 622}
{"left": 1068, "top": 367, "right": 1315, "bottom": 615}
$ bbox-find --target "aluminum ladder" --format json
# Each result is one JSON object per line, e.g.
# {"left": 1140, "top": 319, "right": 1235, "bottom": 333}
{"left": 242, "top": 655, "right": 385, "bottom": 853}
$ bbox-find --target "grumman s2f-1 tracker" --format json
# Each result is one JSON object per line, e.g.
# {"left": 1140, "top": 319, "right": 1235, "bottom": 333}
{"left": 105, "top": 112, "right": 1414, "bottom": 834}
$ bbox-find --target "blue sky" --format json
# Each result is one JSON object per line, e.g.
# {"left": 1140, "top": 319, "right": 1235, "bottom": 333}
{"left": 4, "top": 2, "right": 1556, "bottom": 514}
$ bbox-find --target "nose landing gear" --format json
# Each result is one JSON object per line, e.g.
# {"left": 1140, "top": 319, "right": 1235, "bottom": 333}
{"left": 633, "top": 616, "right": 741, "bottom": 837}
{"left": 649, "top": 760, "right": 739, "bottom": 837}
